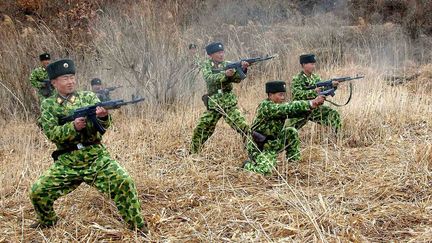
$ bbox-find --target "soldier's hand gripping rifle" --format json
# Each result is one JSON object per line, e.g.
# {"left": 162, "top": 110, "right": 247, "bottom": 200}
{"left": 213, "top": 54, "right": 278, "bottom": 80}
{"left": 305, "top": 76, "right": 364, "bottom": 106}
{"left": 59, "top": 97, "right": 144, "bottom": 134}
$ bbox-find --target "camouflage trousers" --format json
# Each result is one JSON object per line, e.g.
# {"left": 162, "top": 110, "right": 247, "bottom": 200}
{"left": 244, "top": 126, "right": 300, "bottom": 175}
{"left": 190, "top": 106, "right": 249, "bottom": 153}
{"left": 287, "top": 105, "right": 341, "bottom": 132}
{"left": 30, "top": 145, "right": 145, "bottom": 229}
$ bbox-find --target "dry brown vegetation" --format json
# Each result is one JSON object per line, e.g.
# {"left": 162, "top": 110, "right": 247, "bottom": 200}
{"left": 1, "top": 0, "right": 432, "bottom": 242}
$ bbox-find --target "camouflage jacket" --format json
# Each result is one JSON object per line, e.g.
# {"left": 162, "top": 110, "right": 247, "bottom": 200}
{"left": 40, "top": 91, "right": 112, "bottom": 150}
{"left": 291, "top": 71, "right": 321, "bottom": 100}
{"left": 202, "top": 59, "right": 245, "bottom": 110}
{"left": 251, "top": 99, "right": 311, "bottom": 139}
{"left": 191, "top": 54, "right": 203, "bottom": 69}
{"left": 29, "top": 67, "right": 48, "bottom": 89}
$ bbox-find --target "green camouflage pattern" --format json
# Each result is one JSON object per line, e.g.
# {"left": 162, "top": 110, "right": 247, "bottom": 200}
{"left": 289, "top": 71, "right": 342, "bottom": 132}
{"left": 31, "top": 91, "right": 145, "bottom": 229}
{"left": 286, "top": 106, "right": 341, "bottom": 132}
{"left": 29, "top": 67, "right": 48, "bottom": 89}
{"left": 192, "top": 54, "right": 203, "bottom": 69}
{"left": 190, "top": 59, "right": 249, "bottom": 153}
{"left": 207, "top": 91, "right": 239, "bottom": 111}
{"left": 191, "top": 105, "right": 249, "bottom": 153}
{"left": 30, "top": 146, "right": 145, "bottom": 229}
{"left": 244, "top": 99, "right": 311, "bottom": 175}
{"left": 39, "top": 91, "right": 111, "bottom": 150}
{"left": 202, "top": 59, "right": 243, "bottom": 96}
{"left": 29, "top": 67, "right": 54, "bottom": 100}
{"left": 291, "top": 71, "right": 321, "bottom": 100}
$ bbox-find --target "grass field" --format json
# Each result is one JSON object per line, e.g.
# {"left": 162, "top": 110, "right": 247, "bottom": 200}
{"left": 1, "top": 64, "right": 431, "bottom": 241}
{"left": 1, "top": 1, "right": 432, "bottom": 241}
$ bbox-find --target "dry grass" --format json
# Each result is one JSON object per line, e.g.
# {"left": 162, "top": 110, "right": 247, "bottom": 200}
{"left": 1, "top": 1, "right": 432, "bottom": 241}
{"left": 1, "top": 67, "right": 431, "bottom": 242}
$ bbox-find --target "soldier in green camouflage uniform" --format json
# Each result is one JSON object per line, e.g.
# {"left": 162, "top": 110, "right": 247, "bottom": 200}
{"left": 29, "top": 59, "right": 148, "bottom": 234}
{"left": 243, "top": 81, "right": 325, "bottom": 175}
{"left": 190, "top": 42, "right": 250, "bottom": 153}
{"left": 288, "top": 54, "right": 341, "bottom": 132}
{"left": 90, "top": 78, "right": 111, "bottom": 102}
{"left": 29, "top": 53, "right": 53, "bottom": 101}
{"left": 188, "top": 43, "right": 202, "bottom": 68}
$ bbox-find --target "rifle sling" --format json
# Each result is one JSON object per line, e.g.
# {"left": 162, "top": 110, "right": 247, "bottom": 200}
{"left": 325, "top": 82, "right": 353, "bottom": 107}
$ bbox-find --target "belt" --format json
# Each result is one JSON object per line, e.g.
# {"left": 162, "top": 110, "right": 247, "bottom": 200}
{"left": 208, "top": 89, "right": 232, "bottom": 96}
{"left": 51, "top": 141, "right": 101, "bottom": 161}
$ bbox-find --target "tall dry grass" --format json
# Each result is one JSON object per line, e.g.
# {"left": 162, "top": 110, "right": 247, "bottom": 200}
{"left": 1, "top": 1, "right": 432, "bottom": 242}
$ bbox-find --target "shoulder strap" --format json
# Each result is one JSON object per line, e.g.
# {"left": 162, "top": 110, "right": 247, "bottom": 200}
{"left": 325, "top": 82, "right": 353, "bottom": 107}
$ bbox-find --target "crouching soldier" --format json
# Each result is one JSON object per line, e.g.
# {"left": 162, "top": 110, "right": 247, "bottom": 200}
{"left": 243, "top": 81, "right": 325, "bottom": 175}
{"left": 29, "top": 59, "right": 148, "bottom": 234}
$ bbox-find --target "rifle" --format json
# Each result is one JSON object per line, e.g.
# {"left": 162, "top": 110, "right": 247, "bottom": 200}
{"left": 39, "top": 79, "right": 53, "bottom": 98}
{"left": 213, "top": 54, "right": 277, "bottom": 80}
{"left": 59, "top": 97, "right": 144, "bottom": 134}
{"left": 306, "top": 76, "right": 364, "bottom": 97}
{"left": 105, "top": 85, "right": 123, "bottom": 92}
{"left": 94, "top": 86, "right": 123, "bottom": 101}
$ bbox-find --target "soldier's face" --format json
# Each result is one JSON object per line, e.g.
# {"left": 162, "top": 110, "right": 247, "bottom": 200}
{"left": 210, "top": 50, "right": 224, "bottom": 62}
{"left": 52, "top": 74, "right": 76, "bottom": 96}
{"left": 41, "top": 60, "right": 50, "bottom": 68}
{"left": 269, "top": 92, "right": 286, "bottom": 103}
{"left": 302, "top": 62, "right": 315, "bottom": 74}
{"left": 92, "top": 84, "right": 102, "bottom": 91}
{"left": 189, "top": 48, "right": 197, "bottom": 55}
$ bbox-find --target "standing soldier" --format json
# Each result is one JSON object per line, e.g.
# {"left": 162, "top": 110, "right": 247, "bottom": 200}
{"left": 188, "top": 43, "right": 202, "bottom": 68}
{"left": 29, "top": 53, "right": 53, "bottom": 101}
{"left": 243, "top": 81, "right": 325, "bottom": 175}
{"left": 190, "top": 42, "right": 250, "bottom": 154}
{"left": 90, "top": 78, "right": 110, "bottom": 101}
{"left": 90, "top": 78, "right": 122, "bottom": 102}
{"left": 29, "top": 59, "right": 148, "bottom": 234}
{"left": 288, "top": 54, "right": 341, "bottom": 133}
{"left": 184, "top": 43, "right": 203, "bottom": 99}
{"left": 188, "top": 43, "right": 198, "bottom": 58}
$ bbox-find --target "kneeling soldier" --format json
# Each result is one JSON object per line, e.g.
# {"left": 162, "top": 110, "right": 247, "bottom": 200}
{"left": 29, "top": 59, "right": 148, "bottom": 234}
{"left": 243, "top": 81, "right": 325, "bottom": 175}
